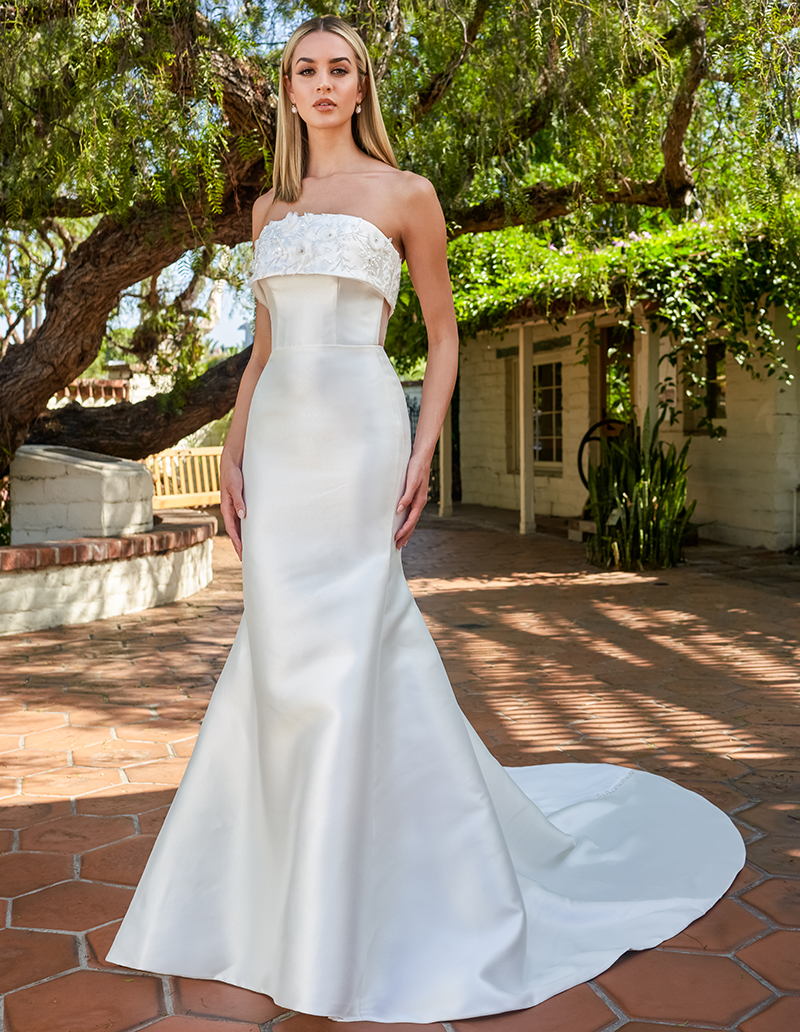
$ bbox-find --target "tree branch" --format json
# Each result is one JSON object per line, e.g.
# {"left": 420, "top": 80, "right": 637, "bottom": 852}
{"left": 661, "top": 14, "right": 708, "bottom": 206}
{"left": 414, "top": 0, "right": 491, "bottom": 117}
{"left": 452, "top": 17, "right": 711, "bottom": 234}
{"left": 24, "top": 345, "right": 252, "bottom": 461}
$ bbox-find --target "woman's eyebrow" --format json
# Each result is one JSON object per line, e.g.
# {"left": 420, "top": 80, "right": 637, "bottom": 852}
{"left": 295, "top": 56, "right": 352, "bottom": 65}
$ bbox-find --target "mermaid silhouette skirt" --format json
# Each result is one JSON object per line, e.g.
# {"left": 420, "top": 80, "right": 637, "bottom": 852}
{"left": 107, "top": 214, "right": 745, "bottom": 1021}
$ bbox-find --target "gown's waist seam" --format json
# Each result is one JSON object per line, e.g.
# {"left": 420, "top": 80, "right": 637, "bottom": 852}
{"left": 272, "top": 343, "right": 386, "bottom": 351}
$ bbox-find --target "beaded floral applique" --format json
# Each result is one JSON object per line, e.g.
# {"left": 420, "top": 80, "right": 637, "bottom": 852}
{"left": 250, "top": 212, "right": 402, "bottom": 313}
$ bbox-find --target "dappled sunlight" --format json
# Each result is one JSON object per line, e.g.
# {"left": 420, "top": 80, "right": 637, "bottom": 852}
{"left": 408, "top": 541, "right": 800, "bottom": 780}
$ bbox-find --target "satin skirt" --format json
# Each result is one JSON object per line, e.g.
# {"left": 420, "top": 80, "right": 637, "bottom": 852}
{"left": 107, "top": 343, "right": 745, "bottom": 1021}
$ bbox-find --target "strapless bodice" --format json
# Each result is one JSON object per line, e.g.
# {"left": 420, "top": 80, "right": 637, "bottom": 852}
{"left": 249, "top": 212, "right": 402, "bottom": 350}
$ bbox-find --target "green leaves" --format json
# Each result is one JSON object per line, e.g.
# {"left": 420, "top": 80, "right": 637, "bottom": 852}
{"left": 393, "top": 202, "right": 799, "bottom": 423}
{"left": 586, "top": 407, "right": 697, "bottom": 570}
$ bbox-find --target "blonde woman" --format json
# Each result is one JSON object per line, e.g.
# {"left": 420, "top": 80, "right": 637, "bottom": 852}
{"left": 108, "top": 15, "right": 744, "bottom": 1022}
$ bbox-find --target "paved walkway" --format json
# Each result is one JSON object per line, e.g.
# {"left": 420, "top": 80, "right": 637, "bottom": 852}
{"left": 1, "top": 518, "right": 799, "bottom": 1032}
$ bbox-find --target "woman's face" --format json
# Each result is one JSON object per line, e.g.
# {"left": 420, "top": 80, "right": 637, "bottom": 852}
{"left": 285, "top": 31, "right": 364, "bottom": 130}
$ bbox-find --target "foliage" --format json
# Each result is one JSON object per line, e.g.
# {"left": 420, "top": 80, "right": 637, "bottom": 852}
{"left": 0, "top": 476, "right": 9, "bottom": 546}
{"left": 586, "top": 409, "right": 696, "bottom": 571}
{"left": 388, "top": 198, "right": 800, "bottom": 422}
{"left": 1, "top": 1, "right": 800, "bottom": 458}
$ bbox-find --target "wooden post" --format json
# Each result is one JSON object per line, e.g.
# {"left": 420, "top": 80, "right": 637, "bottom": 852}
{"left": 438, "top": 404, "right": 453, "bottom": 518}
{"left": 519, "top": 325, "right": 536, "bottom": 534}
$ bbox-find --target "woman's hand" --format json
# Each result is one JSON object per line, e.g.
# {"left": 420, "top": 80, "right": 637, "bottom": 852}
{"left": 220, "top": 461, "right": 246, "bottom": 561}
{"left": 394, "top": 453, "right": 431, "bottom": 549}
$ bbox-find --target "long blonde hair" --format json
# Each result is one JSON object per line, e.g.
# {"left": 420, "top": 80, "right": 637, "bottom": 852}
{"left": 274, "top": 15, "right": 398, "bottom": 202}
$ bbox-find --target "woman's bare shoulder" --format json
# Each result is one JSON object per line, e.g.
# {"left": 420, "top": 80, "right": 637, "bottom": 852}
{"left": 252, "top": 189, "right": 276, "bottom": 239}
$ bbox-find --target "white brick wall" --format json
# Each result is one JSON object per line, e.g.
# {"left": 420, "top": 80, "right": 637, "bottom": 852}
{"left": 459, "top": 308, "right": 800, "bottom": 548}
{"left": 660, "top": 311, "right": 800, "bottom": 550}
{"left": 10, "top": 446, "right": 154, "bottom": 544}
{"left": 0, "top": 540, "right": 213, "bottom": 636}
{"left": 459, "top": 321, "right": 591, "bottom": 518}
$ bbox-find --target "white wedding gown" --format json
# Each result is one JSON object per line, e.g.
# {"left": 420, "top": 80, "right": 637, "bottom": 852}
{"left": 107, "top": 212, "right": 745, "bottom": 1022}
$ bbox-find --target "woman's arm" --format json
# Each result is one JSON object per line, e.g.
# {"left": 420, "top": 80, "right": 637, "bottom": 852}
{"left": 394, "top": 177, "right": 459, "bottom": 549}
{"left": 219, "top": 196, "right": 274, "bottom": 560}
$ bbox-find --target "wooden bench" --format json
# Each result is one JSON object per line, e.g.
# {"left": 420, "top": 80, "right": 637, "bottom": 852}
{"left": 144, "top": 447, "right": 223, "bottom": 510}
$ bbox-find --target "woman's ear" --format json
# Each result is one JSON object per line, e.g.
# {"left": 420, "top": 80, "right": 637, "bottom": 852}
{"left": 284, "top": 73, "right": 295, "bottom": 104}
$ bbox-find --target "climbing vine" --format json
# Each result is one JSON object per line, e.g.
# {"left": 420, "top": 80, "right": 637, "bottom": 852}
{"left": 386, "top": 199, "right": 800, "bottom": 434}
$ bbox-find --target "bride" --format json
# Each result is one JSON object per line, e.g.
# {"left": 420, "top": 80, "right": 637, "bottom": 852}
{"left": 107, "top": 14, "right": 744, "bottom": 1022}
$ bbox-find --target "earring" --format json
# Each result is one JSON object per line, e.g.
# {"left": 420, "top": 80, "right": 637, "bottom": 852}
{"left": 356, "top": 103, "right": 362, "bottom": 114}
{"left": 291, "top": 104, "right": 297, "bottom": 113}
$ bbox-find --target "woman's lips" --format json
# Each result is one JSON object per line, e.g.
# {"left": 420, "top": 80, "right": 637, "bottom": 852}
{"left": 313, "top": 100, "right": 335, "bottom": 109}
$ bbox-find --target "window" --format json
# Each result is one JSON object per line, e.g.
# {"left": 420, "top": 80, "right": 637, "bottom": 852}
{"left": 600, "top": 325, "right": 634, "bottom": 419}
{"left": 684, "top": 342, "right": 727, "bottom": 433}
{"left": 533, "top": 362, "right": 562, "bottom": 463}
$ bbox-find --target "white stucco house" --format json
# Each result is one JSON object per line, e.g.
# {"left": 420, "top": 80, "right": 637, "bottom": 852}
{"left": 434, "top": 304, "right": 800, "bottom": 551}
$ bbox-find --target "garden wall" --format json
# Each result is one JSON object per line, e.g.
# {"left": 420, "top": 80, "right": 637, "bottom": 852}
{"left": 0, "top": 512, "right": 215, "bottom": 636}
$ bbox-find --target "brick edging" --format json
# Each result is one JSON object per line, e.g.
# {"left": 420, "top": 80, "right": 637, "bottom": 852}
{"left": 0, "top": 514, "right": 216, "bottom": 572}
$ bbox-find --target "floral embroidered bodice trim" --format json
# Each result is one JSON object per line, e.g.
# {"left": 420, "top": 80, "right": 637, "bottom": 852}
{"left": 250, "top": 211, "right": 402, "bottom": 314}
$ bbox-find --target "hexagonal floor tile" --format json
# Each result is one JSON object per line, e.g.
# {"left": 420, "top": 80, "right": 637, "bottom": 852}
{"left": 22, "top": 765, "right": 124, "bottom": 797}
{"left": 616, "top": 1025, "right": 709, "bottom": 1032}
{"left": 595, "top": 949, "right": 772, "bottom": 1025}
{"left": 0, "top": 711, "right": 67, "bottom": 735}
{"left": 0, "top": 749, "right": 69, "bottom": 777}
{"left": 0, "top": 927, "right": 78, "bottom": 993}
{"left": 81, "top": 834, "right": 156, "bottom": 886}
{"left": 139, "top": 805, "right": 171, "bottom": 834}
{"left": 659, "top": 898, "right": 768, "bottom": 953}
{"left": 278, "top": 1017, "right": 433, "bottom": 1032}
{"left": 67, "top": 705, "right": 154, "bottom": 728}
{"left": 11, "top": 878, "right": 133, "bottom": 931}
{"left": 172, "top": 737, "right": 198, "bottom": 758}
{"left": 735, "top": 770, "right": 800, "bottom": 797}
{"left": 76, "top": 785, "right": 176, "bottom": 816}
{"left": 116, "top": 721, "right": 202, "bottom": 744}
{"left": 637, "top": 751, "right": 751, "bottom": 780}
{"left": 0, "top": 799, "right": 71, "bottom": 829}
{"left": 743, "top": 800, "right": 800, "bottom": 836}
{"left": 124, "top": 758, "right": 189, "bottom": 786}
{"left": 20, "top": 813, "right": 135, "bottom": 852}
{"left": 0, "top": 732, "right": 22, "bottom": 752}
{"left": 0, "top": 850, "right": 73, "bottom": 896}
{"left": 737, "top": 929, "right": 800, "bottom": 990}
{"left": 742, "top": 877, "right": 800, "bottom": 926}
{"left": 4, "top": 968, "right": 163, "bottom": 1032}
{"left": 72, "top": 739, "right": 171, "bottom": 768}
{"left": 747, "top": 836, "right": 800, "bottom": 876}
{"left": 739, "top": 996, "right": 800, "bottom": 1031}
{"left": 170, "top": 977, "right": 288, "bottom": 1023}
{"left": 144, "top": 1019, "right": 261, "bottom": 1031}
{"left": 86, "top": 919, "right": 122, "bottom": 968}
{"left": 24, "top": 726, "right": 111, "bottom": 751}
{"left": 451, "top": 983, "right": 615, "bottom": 1032}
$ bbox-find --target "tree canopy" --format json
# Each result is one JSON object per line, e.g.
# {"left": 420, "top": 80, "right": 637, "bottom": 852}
{"left": 1, "top": 0, "right": 799, "bottom": 473}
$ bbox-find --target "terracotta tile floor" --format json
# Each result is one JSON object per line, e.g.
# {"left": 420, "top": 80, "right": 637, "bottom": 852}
{"left": 1, "top": 519, "right": 799, "bottom": 1032}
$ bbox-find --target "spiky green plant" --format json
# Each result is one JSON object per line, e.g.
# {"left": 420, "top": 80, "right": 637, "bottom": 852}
{"left": 586, "top": 409, "right": 696, "bottom": 570}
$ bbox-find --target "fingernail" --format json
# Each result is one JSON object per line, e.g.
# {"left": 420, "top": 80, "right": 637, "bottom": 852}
{"left": 237, "top": 509, "right": 244, "bottom": 518}
{"left": 397, "top": 504, "right": 404, "bottom": 513}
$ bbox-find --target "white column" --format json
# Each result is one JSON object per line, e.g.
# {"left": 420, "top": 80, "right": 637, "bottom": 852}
{"left": 632, "top": 304, "right": 662, "bottom": 424}
{"left": 519, "top": 325, "right": 536, "bottom": 533}
{"left": 438, "top": 404, "right": 453, "bottom": 518}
